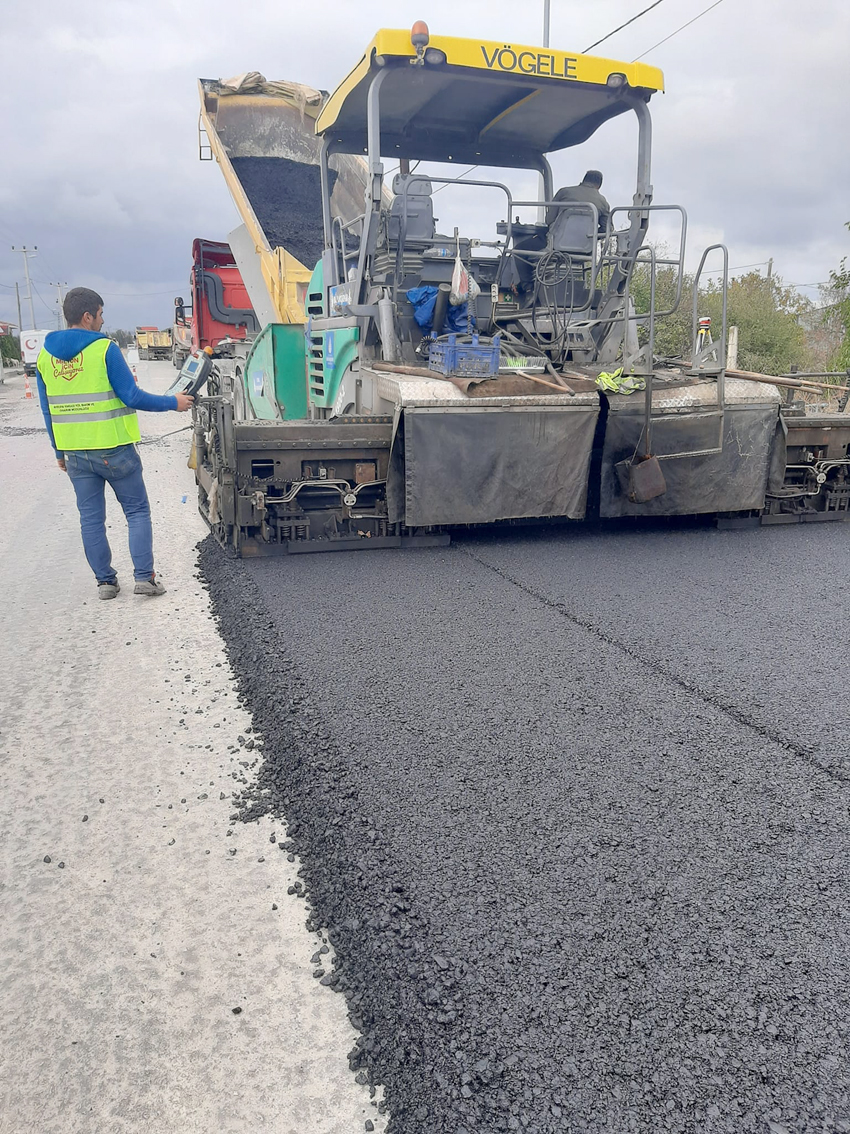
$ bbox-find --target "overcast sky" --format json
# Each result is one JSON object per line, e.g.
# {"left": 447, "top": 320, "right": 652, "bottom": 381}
{"left": 2, "top": 0, "right": 848, "bottom": 333}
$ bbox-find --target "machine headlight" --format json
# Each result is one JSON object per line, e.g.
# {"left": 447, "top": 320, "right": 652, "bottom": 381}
{"left": 607, "top": 72, "right": 627, "bottom": 88}
{"left": 424, "top": 48, "right": 447, "bottom": 65}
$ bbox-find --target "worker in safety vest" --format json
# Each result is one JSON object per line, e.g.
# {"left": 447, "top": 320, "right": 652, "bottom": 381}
{"left": 36, "top": 287, "right": 194, "bottom": 599}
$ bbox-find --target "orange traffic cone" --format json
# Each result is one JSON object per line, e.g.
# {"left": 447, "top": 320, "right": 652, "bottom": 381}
{"left": 24, "top": 374, "right": 33, "bottom": 399}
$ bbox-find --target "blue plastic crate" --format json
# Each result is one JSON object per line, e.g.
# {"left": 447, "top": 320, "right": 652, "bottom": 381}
{"left": 428, "top": 333, "right": 501, "bottom": 378}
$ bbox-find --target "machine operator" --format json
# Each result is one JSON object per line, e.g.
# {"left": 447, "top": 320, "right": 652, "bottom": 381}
{"left": 546, "top": 170, "right": 611, "bottom": 235}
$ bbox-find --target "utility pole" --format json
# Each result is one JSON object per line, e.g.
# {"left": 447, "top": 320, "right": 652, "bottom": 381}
{"left": 766, "top": 257, "right": 773, "bottom": 283}
{"left": 12, "top": 245, "right": 37, "bottom": 329}
{"left": 15, "top": 282, "right": 23, "bottom": 340}
{"left": 50, "top": 281, "right": 68, "bottom": 329}
{"left": 537, "top": 0, "right": 551, "bottom": 223}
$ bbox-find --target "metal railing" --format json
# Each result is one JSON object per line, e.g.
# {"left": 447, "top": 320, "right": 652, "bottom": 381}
{"left": 690, "top": 244, "right": 729, "bottom": 377}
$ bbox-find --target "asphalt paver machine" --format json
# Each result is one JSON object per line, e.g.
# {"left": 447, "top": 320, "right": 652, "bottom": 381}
{"left": 192, "top": 26, "right": 850, "bottom": 554}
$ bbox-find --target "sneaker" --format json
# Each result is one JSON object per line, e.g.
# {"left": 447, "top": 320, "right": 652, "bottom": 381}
{"left": 134, "top": 573, "right": 167, "bottom": 597}
{"left": 97, "top": 580, "right": 120, "bottom": 600}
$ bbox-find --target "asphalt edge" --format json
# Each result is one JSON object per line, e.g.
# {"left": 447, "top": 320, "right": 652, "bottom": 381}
{"left": 197, "top": 537, "right": 479, "bottom": 1133}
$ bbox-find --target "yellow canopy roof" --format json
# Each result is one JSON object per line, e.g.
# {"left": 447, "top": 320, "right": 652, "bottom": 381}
{"left": 316, "top": 28, "right": 664, "bottom": 167}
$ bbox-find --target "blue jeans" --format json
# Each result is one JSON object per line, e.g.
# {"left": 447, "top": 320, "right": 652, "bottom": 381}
{"left": 65, "top": 444, "right": 154, "bottom": 583}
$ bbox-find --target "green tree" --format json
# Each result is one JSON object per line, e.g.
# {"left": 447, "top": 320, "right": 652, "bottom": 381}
{"left": 0, "top": 334, "right": 21, "bottom": 362}
{"left": 695, "top": 271, "right": 807, "bottom": 375}
{"left": 611, "top": 243, "right": 824, "bottom": 375}
{"left": 820, "top": 224, "right": 850, "bottom": 371}
{"left": 629, "top": 259, "right": 694, "bottom": 360}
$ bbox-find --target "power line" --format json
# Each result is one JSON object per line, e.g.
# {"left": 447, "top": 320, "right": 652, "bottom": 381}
{"left": 24, "top": 277, "right": 182, "bottom": 298}
{"left": 385, "top": 160, "right": 421, "bottom": 179}
{"left": 703, "top": 261, "right": 770, "bottom": 275}
{"left": 31, "top": 281, "right": 54, "bottom": 317}
{"left": 101, "top": 288, "right": 185, "bottom": 297}
{"left": 432, "top": 166, "right": 480, "bottom": 195}
{"left": 584, "top": 0, "right": 666, "bottom": 54}
{"left": 700, "top": 264, "right": 829, "bottom": 289}
{"left": 633, "top": 0, "right": 726, "bottom": 61}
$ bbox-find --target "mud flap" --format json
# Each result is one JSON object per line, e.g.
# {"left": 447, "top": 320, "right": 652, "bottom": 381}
{"left": 767, "top": 414, "right": 788, "bottom": 495}
{"left": 390, "top": 403, "right": 600, "bottom": 527}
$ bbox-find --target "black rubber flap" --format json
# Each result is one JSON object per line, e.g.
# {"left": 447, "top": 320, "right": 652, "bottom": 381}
{"left": 601, "top": 404, "right": 777, "bottom": 518}
{"left": 395, "top": 405, "right": 599, "bottom": 527}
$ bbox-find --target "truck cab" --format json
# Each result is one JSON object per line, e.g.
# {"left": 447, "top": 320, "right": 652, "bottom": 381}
{"left": 172, "top": 239, "right": 258, "bottom": 370}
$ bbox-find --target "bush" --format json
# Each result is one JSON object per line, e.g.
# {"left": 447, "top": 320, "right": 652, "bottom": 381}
{"left": 0, "top": 334, "right": 21, "bottom": 362}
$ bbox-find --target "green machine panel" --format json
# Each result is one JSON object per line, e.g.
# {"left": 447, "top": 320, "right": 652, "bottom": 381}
{"left": 244, "top": 324, "right": 308, "bottom": 422}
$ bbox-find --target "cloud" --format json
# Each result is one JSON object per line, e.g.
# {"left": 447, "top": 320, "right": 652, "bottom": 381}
{"left": 1, "top": 0, "right": 847, "bottom": 331}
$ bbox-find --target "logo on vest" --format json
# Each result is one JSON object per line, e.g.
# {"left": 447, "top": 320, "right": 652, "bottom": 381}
{"left": 55, "top": 355, "right": 85, "bottom": 382}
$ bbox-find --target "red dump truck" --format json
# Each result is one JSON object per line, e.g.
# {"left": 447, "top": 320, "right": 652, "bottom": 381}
{"left": 171, "top": 238, "right": 257, "bottom": 367}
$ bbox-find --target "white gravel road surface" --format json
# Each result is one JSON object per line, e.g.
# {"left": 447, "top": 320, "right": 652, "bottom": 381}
{"left": 0, "top": 361, "right": 383, "bottom": 1134}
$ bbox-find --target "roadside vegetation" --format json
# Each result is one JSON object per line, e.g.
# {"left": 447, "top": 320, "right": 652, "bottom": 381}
{"left": 629, "top": 222, "right": 850, "bottom": 379}
{"left": 1, "top": 334, "right": 20, "bottom": 362}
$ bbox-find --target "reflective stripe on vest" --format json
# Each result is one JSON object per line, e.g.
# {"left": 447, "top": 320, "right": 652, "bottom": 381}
{"left": 38, "top": 338, "right": 141, "bottom": 451}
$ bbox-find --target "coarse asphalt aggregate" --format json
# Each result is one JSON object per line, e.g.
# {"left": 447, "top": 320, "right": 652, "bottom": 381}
{"left": 199, "top": 519, "right": 850, "bottom": 1134}
{"left": 230, "top": 156, "right": 334, "bottom": 274}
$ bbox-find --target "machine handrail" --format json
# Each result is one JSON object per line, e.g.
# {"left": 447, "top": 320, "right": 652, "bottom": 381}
{"left": 609, "top": 204, "right": 688, "bottom": 319}
{"left": 331, "top": 214, "right": 364, "bottom": 279}
{"left": 690, "top": 243, "right": 729, "bottom": 380}
{"left": 623, "top": 243, "right": 657, "bottom": 456}
{"left": 392, "top": 174, "right": 514, "bottom": 238}
{"left": 391, "top": 174, "right": 515, "bottom": 303}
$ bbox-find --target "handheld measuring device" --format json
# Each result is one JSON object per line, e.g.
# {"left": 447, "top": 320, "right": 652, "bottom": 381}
{"left": 165, "top": 347, "right": 215, "bottom": 399}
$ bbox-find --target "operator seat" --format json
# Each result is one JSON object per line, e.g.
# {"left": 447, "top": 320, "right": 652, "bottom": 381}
{"left": 546, "top": 206, "right": 602, "bottom": 310}
{"left": 548, "top": 206, "right": 597, "bottom": 256}
{"left": 388, "top": 173, "right": 436, "bottom": 243}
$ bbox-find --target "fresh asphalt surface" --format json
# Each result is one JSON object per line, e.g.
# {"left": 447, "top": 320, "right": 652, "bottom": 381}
{"left": 202, "top": 518, "right": 850, "bottom": 1133}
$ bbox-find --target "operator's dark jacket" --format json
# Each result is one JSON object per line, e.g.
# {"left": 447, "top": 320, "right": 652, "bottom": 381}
{"left": 546, "top": 184, "right": 611, "bottom": 232}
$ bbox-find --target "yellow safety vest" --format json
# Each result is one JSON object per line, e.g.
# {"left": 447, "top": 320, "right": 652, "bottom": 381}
{"left": 38, "top": 338, "right": 141, "bottom": 451}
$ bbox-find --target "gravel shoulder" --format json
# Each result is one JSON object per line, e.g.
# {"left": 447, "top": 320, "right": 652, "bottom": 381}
{"left": 0, "top": 363, "right": 381, "bottom": 1134}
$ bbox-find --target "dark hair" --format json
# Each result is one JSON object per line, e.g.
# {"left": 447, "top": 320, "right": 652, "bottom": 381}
{"left": 63, "top": 287, "right": 104, "bottom": 326}
{"left": 582, "top": 170, "right": 603, "bottom": 188}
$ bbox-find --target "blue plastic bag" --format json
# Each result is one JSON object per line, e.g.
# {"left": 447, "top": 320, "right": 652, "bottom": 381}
{"left": 406, "top": 285, "right": 474, "bottom": 332}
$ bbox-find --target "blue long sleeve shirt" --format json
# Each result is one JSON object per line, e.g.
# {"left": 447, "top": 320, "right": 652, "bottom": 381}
{"left": 36, "top": 329, "right": 178, "bottom": 457}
